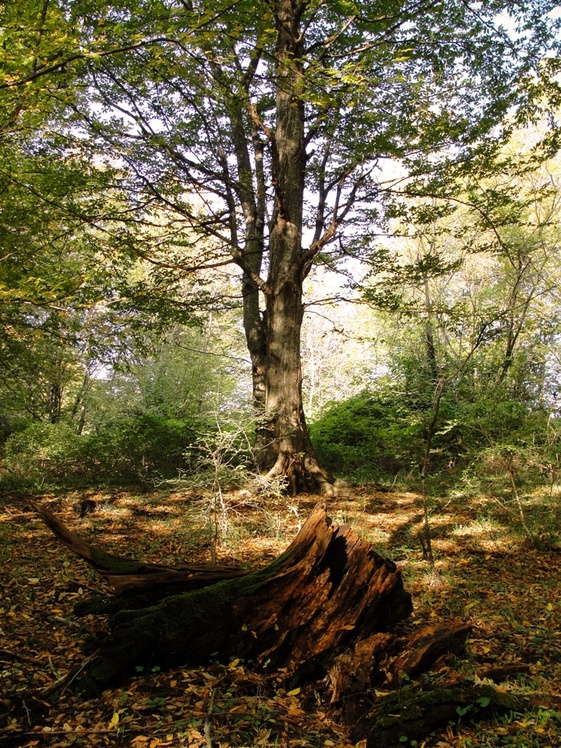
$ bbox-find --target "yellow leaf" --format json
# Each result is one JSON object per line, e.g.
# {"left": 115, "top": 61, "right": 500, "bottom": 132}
{"left": 27, "top": 578, "right": 39, "bottom": 584}
{"left": 288, "top": 705, "right": 306, "bottom": 717}
{"left": 547, "top": 602, "right": 553, "bottom": 612}
{"left": 108, "top": 712, "right": 119, "bottom": 728}
{"left": 229, "top": 658, "right": 240, "bottom": 669}
{"left": 287, "top": 687, "right": 301, "bottom": 696}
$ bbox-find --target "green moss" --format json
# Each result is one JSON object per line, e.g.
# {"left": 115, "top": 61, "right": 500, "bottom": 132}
{"left": 76, "top": 554, "right": 286, "bottom": 696}
{"left": 354, "top": 684, "right": 527, "bottom": 748}
{"left": 89, "top": 547, "right": 163, "bottom": 574}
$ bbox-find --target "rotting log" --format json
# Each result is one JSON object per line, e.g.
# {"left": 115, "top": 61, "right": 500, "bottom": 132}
{"left": 350, "top": 684, "right": 561, "bottom": 747}
{"left": 83, "top": 507, "right": 412, "bottom": 695}
{"left": 325, "top": 622, "right": 473, "bottom": 726}
{"left": 350, "top": 683, "right": 528, "bottom": 748}
{"left": 34, "top": 503, "right": 413, "bottom": 695}
{"left": 34, "top": 502, "right": 557, "bottom": 746}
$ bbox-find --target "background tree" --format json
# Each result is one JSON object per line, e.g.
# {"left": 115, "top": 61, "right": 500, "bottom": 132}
{"left": 44, "top": 0, "right": 559, "bottom": 492}
{"left": 312, "top": 127, "right": 561, "bottom": 492}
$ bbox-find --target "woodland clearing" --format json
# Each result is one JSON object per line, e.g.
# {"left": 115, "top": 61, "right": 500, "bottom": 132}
{"left": 1, "top": 485, "right": 560, "bottom": 748}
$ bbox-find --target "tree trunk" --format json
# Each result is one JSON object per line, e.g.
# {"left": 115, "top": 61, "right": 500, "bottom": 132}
{"left": 222, "top": 74, "right": 269, "bottom": 468}
{"left": 260, "top": 0, "right": 334, "bottom": 493}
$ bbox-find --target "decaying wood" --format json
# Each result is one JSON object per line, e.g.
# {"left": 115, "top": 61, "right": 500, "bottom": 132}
{"left": 34, "top": 503, "right": 413, "bottom": 695}
{"left": 79, "top": 507, "right": 412, "bottom": 695}
{"left": 32, "top": 502, "right": 247, "bottom": 595}
{"left": 350, "top": 683, "right": 528, "bottom": 748}
{"left": 386, "top": 621, "right": 473, "bottom": 686}
{"left": 35, "top": 501, "right": 547, "bottom": 747}
{"left": 322, "top": 623, "right": 473, "bottom": 726}
{"left": 476, "top": 663, "right": 531, "bottom": 681}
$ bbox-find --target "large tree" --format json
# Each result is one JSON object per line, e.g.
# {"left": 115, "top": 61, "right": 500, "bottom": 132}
{"left": 5, "top": 0, "right": 560, "bottom": 492}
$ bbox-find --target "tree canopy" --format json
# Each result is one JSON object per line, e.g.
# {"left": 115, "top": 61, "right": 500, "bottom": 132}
{"left": 2, "top": 0, "right": 561, "bottom": 491}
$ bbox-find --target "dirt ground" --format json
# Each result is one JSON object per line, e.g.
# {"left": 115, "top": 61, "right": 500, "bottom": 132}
{"left": 1, "top": 486, "right": 560, "bottom": 747}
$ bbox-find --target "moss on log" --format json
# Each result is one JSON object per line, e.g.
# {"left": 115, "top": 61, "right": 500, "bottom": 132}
{"left": 32, "top": 502, "right": 247, "bottom": 595}
{"left": 351, "top": 684, "right": 528, "bottom": 748}
{"left": 71, "top": 507, "right": 412, "bottom": 695}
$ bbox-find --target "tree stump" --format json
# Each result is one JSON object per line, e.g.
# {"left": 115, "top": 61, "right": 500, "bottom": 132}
{"left": 34, "top": 503, "right": 412, "bottom": 695}
{"left": 36, "top": 501, "right": 550, "bottom": 748}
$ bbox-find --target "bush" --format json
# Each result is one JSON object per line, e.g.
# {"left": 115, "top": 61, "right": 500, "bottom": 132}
{"left": 310, "top": 390, "right": 425, "bottom": 482}
{"left": 0, "top": 413, "right": 204, "bottom": 490}
{"left": 309, "top": 388, "right": 555, "bottom": 488}
{"left": 2, "top": 422, "right": 83, "bottom": 489}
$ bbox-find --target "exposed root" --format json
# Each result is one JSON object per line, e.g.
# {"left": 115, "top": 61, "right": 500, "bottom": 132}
{"left": 265, "top": 451, "right": 337, "bottom": 496}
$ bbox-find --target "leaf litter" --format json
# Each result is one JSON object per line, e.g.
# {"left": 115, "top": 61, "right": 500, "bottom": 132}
{"left": 1, "top": 487, "right": 560, "bottom": 747}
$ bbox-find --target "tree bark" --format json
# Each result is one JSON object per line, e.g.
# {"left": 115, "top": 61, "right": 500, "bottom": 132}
{"left": 35, "top": 504, "right": 412, "bottom": 696}
{"left": 257, "top": 0, "right": 334, "bottom": 493}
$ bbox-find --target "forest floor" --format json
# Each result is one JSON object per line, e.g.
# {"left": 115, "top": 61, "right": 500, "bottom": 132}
{"left": 1, "top": 483, "right": 561, "bottom": 748}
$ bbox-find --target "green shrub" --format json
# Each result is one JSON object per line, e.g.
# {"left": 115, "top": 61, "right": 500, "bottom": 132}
{"left": 310, "top": 387, "right": 556, "bottom": 489}
{"left": 310, "top": 391, "right": 425, "bottom": 482}
{"left": 0, "top": 413, "right": 204, "bottom": 490}
{"left": 2, "top": 422, "right": 83, "bottom": 488}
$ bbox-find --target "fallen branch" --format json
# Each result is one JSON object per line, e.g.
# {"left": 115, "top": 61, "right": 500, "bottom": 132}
{"left": 0, "top": 648, "right": 44, "bottom": 666}
{"left": 351, "top": 683, "right": 538, "bottom": 748}
{"left": 476, "top": 663, "right": 532, "bottom": 681}
{"left": 32, "top": 502, "right": 247, "bottom": 596}
{"left": 38, "top": 651, "right": 100, "bottom": 698}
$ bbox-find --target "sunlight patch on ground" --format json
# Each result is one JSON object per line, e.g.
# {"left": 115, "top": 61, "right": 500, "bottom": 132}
{"left": 2, "top": 486, "right": 561, "bottom": 748}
